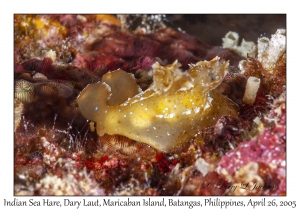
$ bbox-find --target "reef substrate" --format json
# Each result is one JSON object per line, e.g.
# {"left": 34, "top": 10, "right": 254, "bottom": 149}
{"left": 14, "top": 14, "right": 286, "bottom": 195}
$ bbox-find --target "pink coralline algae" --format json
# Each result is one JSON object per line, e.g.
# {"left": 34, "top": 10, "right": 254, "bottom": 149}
{"left": 217, "top": 93, "right": 286, "bottom": 195}
{"left": 14, "top": 14, "right": 286, "bottom": 196}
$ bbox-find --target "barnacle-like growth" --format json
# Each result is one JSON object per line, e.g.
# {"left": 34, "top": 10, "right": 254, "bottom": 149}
{"left": 14, "top": 79, "right": 74, "bottom": 104}
{"left": 14, "top": 80, "right": 37, "bottom": 103}
{"left": 222, "top": 31, "right": 256, "bottom": 58}
{"left": 257, "top": 29, "right": 286, "bottom": 72}
{"left": 78, "top": 57, "right": 239, "bottom": 152}
{"left": 98, "top": 134, "right": 156, "bottom": 158}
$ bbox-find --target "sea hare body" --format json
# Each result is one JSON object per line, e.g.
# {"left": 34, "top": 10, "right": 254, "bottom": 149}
{"left": 78, "top": 57, "right": 239, "bottom": 151}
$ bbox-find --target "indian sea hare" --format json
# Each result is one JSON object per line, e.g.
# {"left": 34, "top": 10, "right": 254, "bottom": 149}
{"left": 78, "top": 57, "right": 238, "bottom": 152}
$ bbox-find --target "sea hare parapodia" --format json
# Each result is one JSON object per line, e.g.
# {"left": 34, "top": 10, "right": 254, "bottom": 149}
{"left": 77, "top": 57, "right": 239, "bottom": 152}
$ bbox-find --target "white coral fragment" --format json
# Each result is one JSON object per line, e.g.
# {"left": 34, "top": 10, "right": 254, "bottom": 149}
{"left": 222, "top": 31, "right": 256, "bottom": 58}
{"left": 222, "top": 31, "right": 239, "bottom": 48}
{"left": 243, "top": 76, "right": 261, "bottom": 105}
{"left": 257, "top": 29, "right": 286, "bottom": 72}
{"left": 45, "top": 49, "right": 57, "bottom": 62}
{"left": 194, "top": 158, "right": 213, "bottom": 176}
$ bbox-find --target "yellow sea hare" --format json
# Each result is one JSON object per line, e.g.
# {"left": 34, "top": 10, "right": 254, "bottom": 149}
{"left": 77, "top": 57, "right": 239, "bottom": 152}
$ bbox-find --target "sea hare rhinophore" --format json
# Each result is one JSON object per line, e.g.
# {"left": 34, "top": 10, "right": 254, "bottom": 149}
{"left": 77, "top": 57, "right": 239, "bottom": 151}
